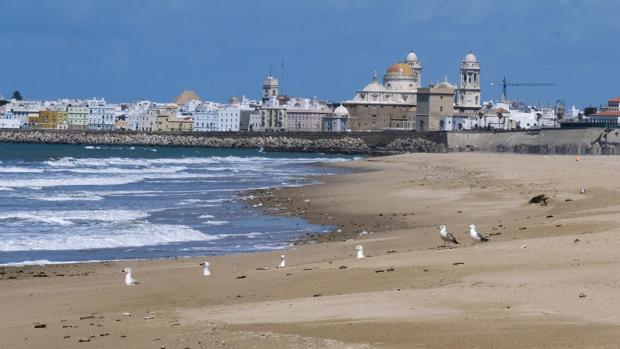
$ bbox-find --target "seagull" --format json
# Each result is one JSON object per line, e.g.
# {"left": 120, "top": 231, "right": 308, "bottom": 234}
{"left": 439, "top": 225, "right": 459, "bottom": 248}
{"left": 355, "top": 245, "right": 365, "bottom": 259}
{"left": 580, "top": 187, "right": 586, "bottom": 194}
{"left": 468, "top": 224, "right": 489, "bottom": 244}
{"left": 122, "top": 267, "right": 139, "bottom": 286}
{"left": 278, "top": 254, "right": 286, "bottom": 268}
{"left": 200, "top": 261, "right": 211, "bottom": 276}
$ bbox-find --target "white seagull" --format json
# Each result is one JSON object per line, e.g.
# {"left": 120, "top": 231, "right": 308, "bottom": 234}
{"left": 278, "top": 254, "right": 286, "bottom": 268}
{"left": 468, "top": 224, "right": 489, "bottom": 244}
{"left": 200, "top": 261, "right": 211, "bottom": 276}
{"left": 355, "top": 245, "right": 365, "bottom": 259}
{"left": 122, "top": 267, "right": 139, "bottom": 286}
{"left": 439, "top": 225, "right": 459, "bottom": 248}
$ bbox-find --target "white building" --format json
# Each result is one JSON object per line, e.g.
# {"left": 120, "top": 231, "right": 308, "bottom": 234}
{"left": 88, "top": 104, "right": 116, "bottom": 131}
{"left": 0, "top": 112, "right": 23, "bottom": 128}
{"left": 193, "top": 106, "right": 219, "bottom": 132}
{"left": 456, "top": 52, "right": 481, "bottom": 112}
{"left": 217, "top": 105, "right": 242, "bottom": 132}
{"left": 322, "top": 104, "right": 350, "bottom": 132}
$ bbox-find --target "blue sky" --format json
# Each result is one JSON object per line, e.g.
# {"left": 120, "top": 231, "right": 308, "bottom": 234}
{"left": 1, "top": 0, "right": 617, "bottom": 108}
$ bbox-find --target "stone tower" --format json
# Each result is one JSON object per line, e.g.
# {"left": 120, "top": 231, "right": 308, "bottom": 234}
{"left": 405, "top": 51, "right": 422, "bottom": 89}
{"left": 459, "top": 52, "right": 481, "bottom": 108}
{"left": 262, "top": 75, "right": 279, "bottom": 104}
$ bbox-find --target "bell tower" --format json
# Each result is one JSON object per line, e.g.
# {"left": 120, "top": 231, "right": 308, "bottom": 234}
{"left": 459, "top": 52, "right": 481, "bottom": 108}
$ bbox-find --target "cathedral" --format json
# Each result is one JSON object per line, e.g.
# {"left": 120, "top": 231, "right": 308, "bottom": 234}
{"left": 343, "top": 50, "right": 481, "bottom": 131}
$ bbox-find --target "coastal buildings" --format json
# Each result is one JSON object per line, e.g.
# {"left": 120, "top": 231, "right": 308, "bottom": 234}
{"left": 322, "top": 104, "right": 349, "bottom": 132}
{"left": 343, "top": 51, "right": 421, "bottom": 131}
{"left": 67, "top": 106, "right": 89, "bottom": 130}
{"left": 416, "top": 81, "right": 456, "bottom": 131}
{"left": 286, "top": 97, "right": 331, "bottom": 132}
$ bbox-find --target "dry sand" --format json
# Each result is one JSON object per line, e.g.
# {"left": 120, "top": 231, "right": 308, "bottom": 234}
{"left": 2, "top": 153, "right": 620, "bottom": 348}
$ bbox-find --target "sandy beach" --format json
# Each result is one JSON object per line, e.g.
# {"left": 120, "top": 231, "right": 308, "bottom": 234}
{"left": 3, "top": 152, "right": 620, "bottom": 348}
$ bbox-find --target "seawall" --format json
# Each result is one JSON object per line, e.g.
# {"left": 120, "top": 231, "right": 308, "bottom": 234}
{"left": 0, "top": 128, "right": 618, "bottom": 155}
{"left": 0, "top": 129, "right": 445, "bottom": 155}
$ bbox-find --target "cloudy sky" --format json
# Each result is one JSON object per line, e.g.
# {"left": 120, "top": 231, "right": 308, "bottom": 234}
{"left": 1, "top": 0, "right": 617, "bottom": 107}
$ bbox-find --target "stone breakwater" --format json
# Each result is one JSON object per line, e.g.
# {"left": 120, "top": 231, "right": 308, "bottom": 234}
{"left": 0, "top": 129, "right": 445, "bottom": 155}
{"left": 2, "top": 128, "right": 619, "bottom": 155}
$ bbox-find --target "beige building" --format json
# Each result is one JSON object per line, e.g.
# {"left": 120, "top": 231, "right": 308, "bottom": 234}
{"left": 415, "top": 81, "right": 456, "bottom": 131}
{"left": 343, "top": 51, "right": 421, "bottom": 131}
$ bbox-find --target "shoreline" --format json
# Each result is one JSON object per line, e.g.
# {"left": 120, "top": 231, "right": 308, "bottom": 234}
{"left": 4, "top": 153, "right": 620, "bottom": 348}
{"left": 0, "top": 157, "right": 360, "bottom": 278}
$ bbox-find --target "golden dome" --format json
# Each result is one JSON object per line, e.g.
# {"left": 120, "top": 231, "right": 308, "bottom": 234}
{"left": 385, "top": 63, "right": 413, "bottom": 76}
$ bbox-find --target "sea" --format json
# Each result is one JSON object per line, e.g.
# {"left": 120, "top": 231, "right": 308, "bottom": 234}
{"left": 0, "top": 143, "right": 356, "bottom": 266}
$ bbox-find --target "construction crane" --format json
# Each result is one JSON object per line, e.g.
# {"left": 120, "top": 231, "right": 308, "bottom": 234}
{"left": 490, "top": 77, "right": 556, "bottom": 101}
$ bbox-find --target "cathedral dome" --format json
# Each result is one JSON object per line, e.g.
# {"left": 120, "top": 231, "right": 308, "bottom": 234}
{"left": 405, "top": 51, "right": 418, "bottom": 62}
{"left": 464, "top": 52, "right": 477, "bottom": 63}
{"left": 362, "top": 80, "right": 387, "bottom": 92}
{"left": 385, "top": 63, "right": 414, "bottom": 77}
{"left": 333, "top": 104, "right": 349, "bottom": 117}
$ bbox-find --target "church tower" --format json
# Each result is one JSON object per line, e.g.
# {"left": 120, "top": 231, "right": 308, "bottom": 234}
{"left": 458, "top": 52, "right": 481, "bottom": 108}
{"left": 405, "top": 51, "right": 422, "bottom": 89}
{"left": 262, "top": 75, "right": 279, "bottom": 104}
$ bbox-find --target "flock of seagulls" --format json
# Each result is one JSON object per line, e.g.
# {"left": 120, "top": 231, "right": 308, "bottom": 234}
{"left": 122, "top": 224, "right": 490, "bottom": 286}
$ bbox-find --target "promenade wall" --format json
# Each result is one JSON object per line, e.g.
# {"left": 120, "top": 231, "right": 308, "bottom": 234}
{"left": 0, "top": 128, "right": 618, "bottom": 155}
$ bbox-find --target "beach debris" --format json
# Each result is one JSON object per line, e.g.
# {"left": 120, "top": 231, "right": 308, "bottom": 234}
{"left": 386, "top": 267, "right": 395, "bottom": 272}
{"left": 579, "top": 292, "right": 587, "bottom": 298}
{"left": 452, "top": 262, "right": 465, "bottom": 266}
{"left": 278, "top": 255, "right": 286, "bottom": 268}
{"left": 121, "top": 312, "right": 132, "bottom": 317}
{"left": 78, "top": 338, "right": 91, "bottom": 343}
{"left": 336, "top": 229, "right": 342, "bottom": 233}
{"left": 387, "top": 250, "right": 397, "bottom": 254}
{"left": 565, "top": 198, "right": 573, "bottom": 202}
{"left": 439, "top": 225, "right": 459, "bottom": 248}
{"left": 580, "top": 187, "right": 587, "bottom": 194}
{"left": 144, "top": 316, "right": 154, "bottom": 320}
{"left": 574, "top": 239, "right": 580, "bottom": 243}
{"left": 528, "top": 194, "right": 549, "bottom": 206}
{"left": 355, "top": 245, "right": 365, "bottom": 259}
{"left": 33, "top": 323, "right": 46, "bottom": 329}
{"left": 79, "top": 315, "right": 95, "bottom": 320}
{"left": 359, "top": 230, "right": 369, "bottom": 236}
{"left": 375, "top": 269, "right": 385, "bottom": 273}
{"left": 521, "top": 245, "right": 528, "bottom": 249}
{"left": 338, "top": 265, "right": 348, "bottom": 269}
{"left": 546, "top": 215, "right": 554, "bottom": 218}
{"left": 256, "top": 267, "right": 269, "bottom": 271}
{"left": 200, "top": 261, "right": 211, "bottom": 276}
{"left": 518, "top": 227, "right": 527, "bottom": 230}
{"left": 312, "top": 293, "right": 322, "bottom": 297}
{"left": 302, "top": 268, "right": 312, "bottom": 271}
{"left": 236, "top": 275, "right": 247, "bottom": 279}
{"left": 122, "top": 267, "right": 139, "bottom": 286}
{"left": 63, "top": 336, "right": 71, "bottom": 339}
{"left": 469, "top": 224, "right": 489, "bottom": 243}
{"left": 489, "top": 232, "right": 502, "bottom": 236}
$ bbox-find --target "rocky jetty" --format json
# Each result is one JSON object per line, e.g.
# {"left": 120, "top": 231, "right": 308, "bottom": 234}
{"left": 0, "top": 129, "right": 445, "bottom": 155}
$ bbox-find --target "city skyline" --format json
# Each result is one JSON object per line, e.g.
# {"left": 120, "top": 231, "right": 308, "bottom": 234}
{"left": 1, "top": 0, "right": 618, "bottom": 107}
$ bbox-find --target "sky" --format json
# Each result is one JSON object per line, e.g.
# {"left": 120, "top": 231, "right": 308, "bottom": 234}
{"left": 1, "top": 0, "right": 618, "bottom": 108}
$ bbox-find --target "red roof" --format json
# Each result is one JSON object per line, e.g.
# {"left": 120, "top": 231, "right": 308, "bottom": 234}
{"left": 592, "top": 110, "right": 620, "bottom": 116}
{"left": 608, "top": 97, "right": 620, "bottom": 102}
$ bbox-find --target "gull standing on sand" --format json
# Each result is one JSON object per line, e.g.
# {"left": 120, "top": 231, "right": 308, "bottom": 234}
{"left": 439, "top": 225, "right": 459, "bottom": 248}
{"left": 278, "top": 254, "right": 286, "bottom": 268}
{"left": 468, "top": 224, "right": 489, "bottom": 244}
{"left": 122, "top": 267, "right": 139, "bottom": 286}
{"left": 355, "top": 245, "right": 365, "bottom": 259}
{"left": 200, "top": 261, "right": 211, "bottom": 276}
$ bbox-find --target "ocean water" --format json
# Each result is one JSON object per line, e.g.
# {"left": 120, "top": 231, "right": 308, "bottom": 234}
{"left": 0, "top": 143, "right": 355, "bottom": 265}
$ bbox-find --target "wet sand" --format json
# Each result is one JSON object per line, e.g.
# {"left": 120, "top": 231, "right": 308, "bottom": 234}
{"left": 3, "top": 153, "right": 620, "bottom": 348}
